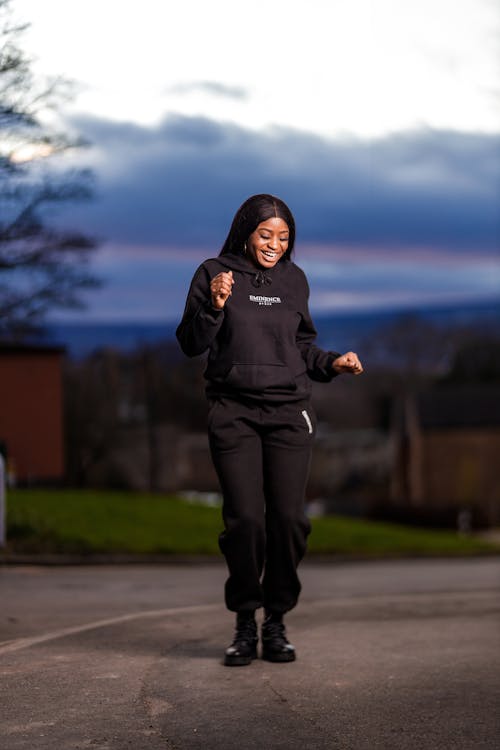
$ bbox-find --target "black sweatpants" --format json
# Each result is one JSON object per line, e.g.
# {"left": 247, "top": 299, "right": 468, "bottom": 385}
{"left": 208, "top": 396, "right": 314, "bottom": 614}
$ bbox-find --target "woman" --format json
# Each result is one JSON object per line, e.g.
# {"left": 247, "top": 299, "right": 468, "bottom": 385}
{"left": 176, "top": 194, "right": 363, "bottom": 667}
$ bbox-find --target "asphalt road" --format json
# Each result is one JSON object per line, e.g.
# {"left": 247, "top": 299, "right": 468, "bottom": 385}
{"left": 1, "top": 558, "right": 499, "bottom": 750}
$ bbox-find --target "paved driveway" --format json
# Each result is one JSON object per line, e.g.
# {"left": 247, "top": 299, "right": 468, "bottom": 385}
{"left": 1, "top": 558, "right": 499, "bottom": 749}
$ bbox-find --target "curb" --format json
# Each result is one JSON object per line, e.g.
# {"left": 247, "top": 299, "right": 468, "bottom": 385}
{"left": 2, "top": 550, "right": 499, "bottom": 566}
{"left": 0, "top": 553, "right": 226, "bottom": 566}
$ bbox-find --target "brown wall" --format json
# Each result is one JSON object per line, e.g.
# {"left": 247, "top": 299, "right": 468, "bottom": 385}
{"left": 0, "top": 350, "right": 64, "bottom": 481}
{"left": 422, "top": 429, "right": 500, "bottom": 524}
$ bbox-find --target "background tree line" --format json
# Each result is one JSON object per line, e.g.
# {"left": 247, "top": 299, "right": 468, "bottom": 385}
{"left": 62, "top": 323, "right": 500, "bottom": 494}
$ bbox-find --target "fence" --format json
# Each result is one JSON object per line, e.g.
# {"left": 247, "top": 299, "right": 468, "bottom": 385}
{"left": 0, "top": 453, "right": 5, "bottom": 547}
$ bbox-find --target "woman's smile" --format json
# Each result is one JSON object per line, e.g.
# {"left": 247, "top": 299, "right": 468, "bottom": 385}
{"left": 247, "top": 217, "right": 289, "bottom": 269}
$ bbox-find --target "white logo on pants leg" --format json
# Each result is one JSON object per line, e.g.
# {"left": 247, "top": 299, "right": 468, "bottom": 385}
{"left": 301, "top": 409, "right": 313, "bottom": 434}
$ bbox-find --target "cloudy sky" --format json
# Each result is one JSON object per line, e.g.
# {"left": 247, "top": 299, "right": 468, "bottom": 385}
{"left": 13, "top": 0, "right": 500, "bottom": 321}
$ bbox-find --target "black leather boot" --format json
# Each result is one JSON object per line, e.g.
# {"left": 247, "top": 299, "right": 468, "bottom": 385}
{"left": 224, "top": 611, "right": 258, "bottom": 666}
{"left": 261, "top": 612, "right": 296, "bottom": 663}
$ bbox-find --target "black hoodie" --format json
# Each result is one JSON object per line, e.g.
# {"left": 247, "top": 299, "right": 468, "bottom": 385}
{"left": 176, "top": 253, "right": 341, "bottom": 403}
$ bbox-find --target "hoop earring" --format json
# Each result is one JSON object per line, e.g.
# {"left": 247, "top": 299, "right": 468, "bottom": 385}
{"left": 243, "top": 242, "right": 247, "bottom": 254}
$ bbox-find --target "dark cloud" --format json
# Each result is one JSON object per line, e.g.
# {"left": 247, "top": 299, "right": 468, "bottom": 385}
{"left": 166, "top": 81, "right": 248, "bottom": 100}
{"left": 65, "top": 113, "right": 500, "bottom": 254}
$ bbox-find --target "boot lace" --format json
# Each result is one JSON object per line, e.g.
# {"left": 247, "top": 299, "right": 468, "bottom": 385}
{"left": 262, "top": 619, "right": 288, "bottom": 646}
{"left": 233, "top": 617, "right": 257, "bottom": 647}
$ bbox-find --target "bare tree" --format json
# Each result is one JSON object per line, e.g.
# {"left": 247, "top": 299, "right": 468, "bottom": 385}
{"left": 64, "top": 350, "right": 122, "bottom": 486}
{"left": 0, "top": 0, "right": 99, "bottom": 336}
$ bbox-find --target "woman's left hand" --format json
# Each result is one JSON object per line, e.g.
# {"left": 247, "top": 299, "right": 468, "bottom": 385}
{"left": 332, "top": 352, "right": 363, "bottom": 375}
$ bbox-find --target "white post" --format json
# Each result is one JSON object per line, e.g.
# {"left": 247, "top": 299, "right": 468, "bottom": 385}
{"left": 0, "top": 453, "right": 5, "bottom": 548}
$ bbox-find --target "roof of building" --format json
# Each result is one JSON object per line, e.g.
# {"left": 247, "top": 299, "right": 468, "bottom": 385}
{"left": 417, "top": 384, "right": 500, "bottom": 429}
{"left": 0, "top": 341, "right": 66, "bottom": 355}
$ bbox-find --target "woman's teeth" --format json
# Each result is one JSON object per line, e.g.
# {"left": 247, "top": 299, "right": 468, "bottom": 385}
{"left": 262, "top": 250, "right": 277, "bottom": 259}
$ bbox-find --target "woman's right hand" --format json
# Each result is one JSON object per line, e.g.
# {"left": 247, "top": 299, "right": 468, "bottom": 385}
{"left": 210, "top": 271, "right": 234, "bottom": 309}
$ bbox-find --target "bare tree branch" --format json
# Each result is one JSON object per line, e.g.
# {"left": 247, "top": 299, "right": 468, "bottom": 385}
{"left": 0, "top": 0, "right": 100, "bottom": 337}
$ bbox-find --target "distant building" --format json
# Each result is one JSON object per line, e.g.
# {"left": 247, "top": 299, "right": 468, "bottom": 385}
{"left": 391, "top": 385, "right": 500, "bottom": 527}
{"left": 0, "top": 343, "right": 65, "bottom": 484}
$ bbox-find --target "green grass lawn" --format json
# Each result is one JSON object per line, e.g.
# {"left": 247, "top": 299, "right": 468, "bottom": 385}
{"left": 4, "top": 488, "right": 499, "bottom": 558}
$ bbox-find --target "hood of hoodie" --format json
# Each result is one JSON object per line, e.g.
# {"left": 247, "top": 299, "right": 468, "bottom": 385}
{"left": 214, "top": 252, "right": 288, "bottom": 289}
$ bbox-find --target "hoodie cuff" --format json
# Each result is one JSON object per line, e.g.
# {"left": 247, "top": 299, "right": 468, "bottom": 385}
{"left": 326, "top": 352, "right": 342, "bottom": 378}
{"left": 200, "top": 300, "right": 224, "bottom": 322}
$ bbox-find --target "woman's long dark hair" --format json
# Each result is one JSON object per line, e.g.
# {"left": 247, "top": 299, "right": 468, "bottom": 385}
{"left": 219, "top": 194, "right": 296, "bottom": 259}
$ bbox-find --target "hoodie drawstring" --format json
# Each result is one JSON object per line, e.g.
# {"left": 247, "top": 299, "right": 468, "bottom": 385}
{"left": 252, "top": 271, "right": 272, "bottom": 288}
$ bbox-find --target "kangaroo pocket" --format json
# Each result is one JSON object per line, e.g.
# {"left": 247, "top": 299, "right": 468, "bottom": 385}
{"left": 224, "top": 363, "right": 296, "bottom": 392}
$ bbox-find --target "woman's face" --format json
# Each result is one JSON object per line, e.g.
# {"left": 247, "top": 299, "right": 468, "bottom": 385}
{"left": 246, "top": 217, "right": 289, "bottom": 269}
